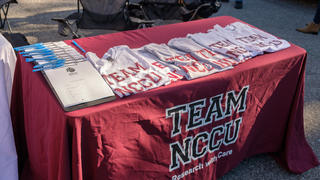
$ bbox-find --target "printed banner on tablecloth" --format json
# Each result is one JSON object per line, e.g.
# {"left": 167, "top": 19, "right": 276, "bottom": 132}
{"left": 165, "top": 85, "right": 249, "bottom": 179}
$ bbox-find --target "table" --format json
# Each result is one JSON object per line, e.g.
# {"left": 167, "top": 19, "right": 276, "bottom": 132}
{"left": 11, "top": 16, "right": 319, "bottom": 180}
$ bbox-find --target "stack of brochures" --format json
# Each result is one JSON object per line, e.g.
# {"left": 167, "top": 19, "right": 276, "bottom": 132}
{"left": 15, "top": 41, "right": 116, "bottom": 111}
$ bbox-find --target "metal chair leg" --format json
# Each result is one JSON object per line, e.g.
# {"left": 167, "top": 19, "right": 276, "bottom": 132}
{"left": 0, "top": 3, "right": 11, "bottom": 29}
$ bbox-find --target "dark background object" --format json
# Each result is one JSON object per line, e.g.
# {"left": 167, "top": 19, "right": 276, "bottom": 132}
{"left": 52, "top": 0, "right": 221, "bottom": 38}
{"left": 0, "top": 0, "right": 17, "bottom": 29}
{"left": 2, "top": 32, "right": 29, "bottom": 47}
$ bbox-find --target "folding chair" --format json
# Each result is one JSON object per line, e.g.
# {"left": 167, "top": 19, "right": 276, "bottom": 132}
{"left": 0, "top": 0, "right": 17, "bottom": 30}
{"left": 52, "top": 0, "right": 221, "bottom": 38}
{"left": 52, "top": 0, "right": 154, "bottom": 39}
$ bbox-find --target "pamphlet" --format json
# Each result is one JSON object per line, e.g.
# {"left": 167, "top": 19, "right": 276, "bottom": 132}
{"left": 43, "top": 60, "right": 116, "bottom": 112}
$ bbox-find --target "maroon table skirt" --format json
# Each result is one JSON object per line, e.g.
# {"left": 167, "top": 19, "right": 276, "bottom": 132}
{"left": 11, "top": 16, "right": 319, "bottom": 180}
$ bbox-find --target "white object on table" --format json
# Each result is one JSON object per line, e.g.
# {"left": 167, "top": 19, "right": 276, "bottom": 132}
{"left": 0, "top": 33, "right": 18, "bottom": 180}
{"left": 0, "top": 33, "right": 17, "bottom": 105}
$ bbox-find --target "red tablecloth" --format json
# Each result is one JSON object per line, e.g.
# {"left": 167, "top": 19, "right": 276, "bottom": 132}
{"left": 11, "top": 16, "right": 319, "bottom": 180}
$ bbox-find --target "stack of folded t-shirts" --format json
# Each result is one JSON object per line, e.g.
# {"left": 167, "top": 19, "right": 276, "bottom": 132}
{"left": 86, "top": 22, "right": 291, "bottom": 98}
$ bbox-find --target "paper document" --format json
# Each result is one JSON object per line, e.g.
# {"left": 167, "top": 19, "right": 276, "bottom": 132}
{"left": 43, "top": 60, "right": 116, "bottom": 111}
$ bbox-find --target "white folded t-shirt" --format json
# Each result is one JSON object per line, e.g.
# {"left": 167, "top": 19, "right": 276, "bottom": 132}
{"left": 216, "top": 22, "right": 290, "bottom": 53}
{"left": 134, "top": 48, "right": 185, "bottom": 84}
{"left": 168, "top": 37, "right": 237, "bottom": 71}
{"left": 143, "top": 43, "right": 222, "bottom": 80}
{"left": 187, "top": 30, "right": 254, "bottom": 62}
{"left": 86, "top": 45, "right": 172, "bottom": 98}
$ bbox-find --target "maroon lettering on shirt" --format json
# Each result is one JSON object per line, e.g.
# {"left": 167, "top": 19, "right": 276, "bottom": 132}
{"left": 185, "top": 53, "right": 199, "bottom": 61}
{"left": 194, "top": 49, "right": 212, "bottom": 59}
{"left": 108, "top": 72, "right": 126, "bottom": 83}
{"left": 102, "top": 74, "right": 113, "bottom": 85}
{"left": 146, "top": 72, "right": 162, "bottom": 84}
{"left": 253, "top": 42, "right": 269, "bottom": 48}
{"left": 168, "top": 71, "right": 184, "bottom": 82}
{"left": 128, "top": 82, "right": 144, "bottom": 92}
{"left": 105, "top": 62, "right": 148, "bottom": 84}
{"left": 127, "top": 62, "right": 148, "bottom": 73}
{"left": 235, "top": 34, "right": 268, "bottom": 44}
{"left": 202, "top": 62, "right": 216, "bottom": 72}
{"left": 269, "top": 39, "right": 283, "bottom": 47}
{"left": 120, "top": 69, "right": 137, "bottom": 78}
{"left": 226, "top": 46, "right": 249, "bottom": 58}
{"left": 179, "top": 64, "right": 196, "bottom": 73}
{"left": 192, "top": 61, "right": 206, "bottom": 72}
{"left": 209, "top": 39, "right": 234, "bottom": 49}
{"left": 151, "top": 61, "right": 167, "bottom": 69}
{"left": 137, "top": 78, "right": 153, "bottom": 88}
{"left": 114, "top": 86, "right": 135, "bottom": 97}
{"left": 165, "top": 57, "right": 175, "bottom": 62}
{"left": 175, "top": 56, "right": 188, "bottom": 62}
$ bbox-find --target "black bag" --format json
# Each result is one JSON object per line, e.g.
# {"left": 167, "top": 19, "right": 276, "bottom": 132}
{"left": 185, "top": 0, "right": 222, "bottom": 19}
{"left": 2, "top": 32, "right": 29, "bottom": 48}
{"left": 139, "top": 0, "right": 221, "bottom": 21}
